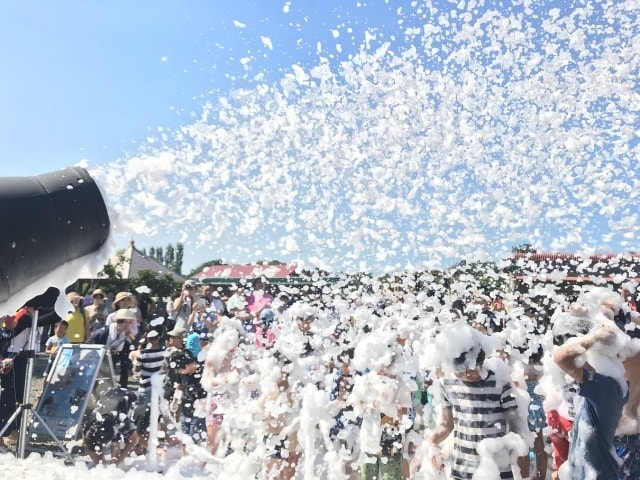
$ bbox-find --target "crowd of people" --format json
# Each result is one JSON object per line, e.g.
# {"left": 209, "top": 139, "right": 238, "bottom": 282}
{"left": 1, "top": 274, "right": 640, "bottom": 480}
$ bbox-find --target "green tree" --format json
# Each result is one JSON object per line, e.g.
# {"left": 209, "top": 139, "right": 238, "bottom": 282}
{"left": 97, "top": 249, "right": 125, "bottom": 279}
{"left": 175, "top": 242, "right": 184, "bottom": 274}
{"left": 511, "top": 243, "right": 537, "bottom": 254}
{"left": 130, "top": 270, "right": 181, "bottom": 299}
{"left": 165, "top": 244, "right": 175, "bottom": 272}
{"left": 155, "top": 247, "right": 164, "bottom": 264}
{"left": 450, "top": 260, "right": 508, "bottom": 295}
{"left": 149, "top": 247, "right": 156, "bottom": 259}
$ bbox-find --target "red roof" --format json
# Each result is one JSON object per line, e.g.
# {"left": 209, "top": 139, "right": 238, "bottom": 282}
{"left": 512, "top": 253, "right": 640, "bottom": 261}
{"left": 193, "top": 264, "right": 299, "bottom": 280}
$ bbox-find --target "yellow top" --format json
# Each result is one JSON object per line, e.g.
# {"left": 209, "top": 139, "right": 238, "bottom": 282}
{"left": 66, "top": 309, "right": 87, "bottom": 343}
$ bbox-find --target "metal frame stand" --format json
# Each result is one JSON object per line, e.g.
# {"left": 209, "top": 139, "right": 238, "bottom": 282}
{"left": 0, "top": 310, "right": 73, "bottom": 462}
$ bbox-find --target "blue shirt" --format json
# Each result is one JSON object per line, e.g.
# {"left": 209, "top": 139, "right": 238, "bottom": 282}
{"left": 185, "top": 332, "right": 202, "bottom": 358}
{"left": 568, "top": 370, "right": 627, "bottom": 480}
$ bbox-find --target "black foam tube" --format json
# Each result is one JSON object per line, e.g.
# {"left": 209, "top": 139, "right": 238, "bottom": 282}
{"left": 0, "top": 167, "right": 111, "bottom": 304}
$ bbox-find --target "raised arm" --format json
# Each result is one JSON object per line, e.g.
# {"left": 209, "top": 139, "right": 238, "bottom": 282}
{"left": 553, "top": 324, "right": 617, "bottom": 383}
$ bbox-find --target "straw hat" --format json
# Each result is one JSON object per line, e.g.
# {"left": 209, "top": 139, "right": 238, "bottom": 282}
{"left": 112, "top": 291, "right": 132, "bottom": 309}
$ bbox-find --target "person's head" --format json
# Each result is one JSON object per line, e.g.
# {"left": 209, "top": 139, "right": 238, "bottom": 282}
{"left": 201, "top": 284, "right": 213, "bottom": 297}
{"left": 453, "top": 347, "right": 486, "bottom": 381}
{"left": 67, "top": 292, "right": 82, "bottom": 309}
{"left": 183, "top": 280, "right": 197, "bottom": 294}
{"left": 145, "top": 328, "right": 161, "bottom": 344}
{"left": 434, "top": 321, "right": 489, "bottom": 380}
{"left": 552, "top": 310, "right": 596, "bottom": 346}
{"left": 166, "top": 326, "right": 188, "bottom": 346}
{"left": 112, "top": 291, "right": 133, "bottom": 310}
{"left": 116, "top": 308, "right": 135, "bottom": 331}
{"left": 172, "top": 350, "right": 196, "bottom": 374}
{"left": 91, "top": 289, "right": 106, "bottom": 304}
{"left": 54, "top": 320, "right": 69, "bottom": 337}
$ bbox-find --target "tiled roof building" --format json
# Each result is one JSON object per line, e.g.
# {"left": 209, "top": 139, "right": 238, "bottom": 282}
{"left": 110, "top": 241, "right": 186, "bottom": 283}
{"left": 510, "top": 252, "right": 640, "bottom": 290}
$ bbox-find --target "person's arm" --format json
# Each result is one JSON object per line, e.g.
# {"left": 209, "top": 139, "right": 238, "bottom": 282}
{"left": 429, "top": 406, "right": 453, "bottom": 447}
{"left": 553, "top": 324, "right": 617, "bottom": 383}
{"left": 83, "top": 310, "right": 91, "bottom": 339}
{"left": 106, "top": 325, "right": 125, "bottom": 351}
{"left": 112, "top": 431, "right": 139, "bottom": 466}
{"left": 187, "top": 308, "right": 197, "bottom": 327}
{"left": 423, "top": 406, "right": 453, "bottom": 472}
{"left": 44, "top": 338, "right": 55, "bottom": 355}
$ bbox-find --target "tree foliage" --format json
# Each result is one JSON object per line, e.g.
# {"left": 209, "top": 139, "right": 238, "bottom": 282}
{"left": 175, "top": 243, "right": 184, "bottom": 275}
{"left": 130, "top": 270, "right": 181, "bottom": 298}
{"left": 512, "top": 243, "right": 537, "bottom": 254}
{"left": 97, "top": 249, "right": 125, "bottom": 279}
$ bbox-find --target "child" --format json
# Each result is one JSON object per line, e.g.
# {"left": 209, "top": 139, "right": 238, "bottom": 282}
{"left": 82, "top": 387, "right": 139, "bottom": 467}
{"left": 43, "top": 320, "right": 70, "bottom": 388}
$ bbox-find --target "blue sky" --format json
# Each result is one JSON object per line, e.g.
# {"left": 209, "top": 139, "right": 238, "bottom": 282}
{"left": 2, "top": 1, "right": 639, "bottom": 274}
{"left": 0, "top": 0, "right": 405, "bottom": 176}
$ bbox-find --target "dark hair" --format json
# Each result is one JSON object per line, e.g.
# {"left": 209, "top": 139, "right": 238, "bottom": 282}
{"left": 55, "top": 320, "right": 69, "bottom": 328}
{"left": 553, "top": 318, "right": 593, "bottom": 346}
{"left": 453, "top": 348, "right": 485, "bottom": 370}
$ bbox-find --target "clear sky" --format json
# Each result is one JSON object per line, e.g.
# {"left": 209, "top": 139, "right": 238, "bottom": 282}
{"left": 1, "top": 1, "right": 639, "bottom": 275}
{"left": 0, "top": 0, "right": 403, "bottom": 176}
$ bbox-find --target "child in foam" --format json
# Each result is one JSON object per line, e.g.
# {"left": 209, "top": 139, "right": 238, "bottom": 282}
{"left": 420, "top": 322, "right": 529, "bottom": 480}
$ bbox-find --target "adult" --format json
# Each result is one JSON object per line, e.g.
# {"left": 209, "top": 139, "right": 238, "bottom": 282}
{"left": 552, "top": 303, "right": 629, "bottom": 479}
{"left": 65, "top": 291, "right": 90, "bottom": 343}
{"left": 226, "top": 286, "right": 246, "bottom": 312}
{"left": 85, "top": 288, "right": 108, "bottom": 335}
{"left": 0, "top": 306, "right": 35, "bottom": 449}
{"left": 107, "top": 308, "right": 134, "bottom": 389}
{"left": 172, "top": 280, "right": 196, "bottom": 331}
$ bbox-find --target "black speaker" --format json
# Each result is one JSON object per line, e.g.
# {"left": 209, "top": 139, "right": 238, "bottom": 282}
{"left": 0, "top": 167, "right": 111, "bottom": 304}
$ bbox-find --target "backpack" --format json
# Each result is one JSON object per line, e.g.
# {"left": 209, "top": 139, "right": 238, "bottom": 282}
{"left": 86, "top": 326, "right": 109, "bottom": 345}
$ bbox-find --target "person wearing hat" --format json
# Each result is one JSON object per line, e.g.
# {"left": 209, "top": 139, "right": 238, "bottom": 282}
{"left": 163, "top": 326, "right": 190, "bottom": 419}
{"left": 85, "top": 288, "right": 108, "bottom": 336}
{"left": 133, "top": 327, "right": 165, "bottom": 406}
{"left": 163, "top": 325, "right": 207, "bottom": 449}
{"left": 105, "top": 291, "right": 134, "bottom": 328}
{"left": 107, "top": 308, "right": 135, "bottom": 389}
{"left": 172, "top": 281, "right": 197, "bottom": 331}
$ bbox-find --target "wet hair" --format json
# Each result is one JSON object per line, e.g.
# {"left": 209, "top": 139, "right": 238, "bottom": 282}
{"left": 83, "top": 414, "right": 116, "bottom": 452}
{"left": 553, "top": 328, "right": 592, "bottom": 346}
{"left": 453, "top": 348, "right": 485, "bottom": 371}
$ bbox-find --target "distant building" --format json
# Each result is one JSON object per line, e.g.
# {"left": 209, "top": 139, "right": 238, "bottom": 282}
{"left": 191, "top": 263, "right": 313, "bottom": 288}
{"left": 109, "top": 240, "right": 186, "bottom": 283}
{"left": 510, "top": 252, "right": 640, "bottom": 295}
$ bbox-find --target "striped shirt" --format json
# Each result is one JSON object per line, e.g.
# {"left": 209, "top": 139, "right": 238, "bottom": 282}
{"left": 134, "top": 347, "right": 166, "bottom": 397}
{"left": 441, "top": 370, "right": 518, "bottom": 480}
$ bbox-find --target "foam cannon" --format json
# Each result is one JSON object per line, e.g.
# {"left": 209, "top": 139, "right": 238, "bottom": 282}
{"left": 0, "top": 166, "right": 111, "bottom": 305}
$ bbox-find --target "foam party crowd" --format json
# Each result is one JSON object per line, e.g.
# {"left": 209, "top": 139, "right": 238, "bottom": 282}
{"left": 0, "top": 266, "right": 639, "bottom": 480}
